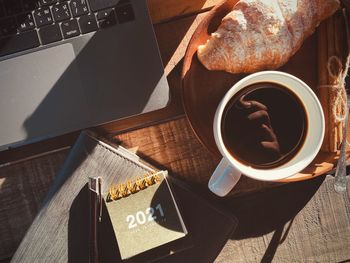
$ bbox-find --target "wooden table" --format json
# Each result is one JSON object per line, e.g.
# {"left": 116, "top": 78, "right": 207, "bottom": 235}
{"left": 1, "top": 1, "right": 350, "bottom": 262}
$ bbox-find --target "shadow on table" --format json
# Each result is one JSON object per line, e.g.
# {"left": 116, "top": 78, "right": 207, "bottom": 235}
{"left": 147, "top": 172, "right": 325, "bottom": 263}
{"left": 222, "top": 175, "right": 326, "bottom": 262}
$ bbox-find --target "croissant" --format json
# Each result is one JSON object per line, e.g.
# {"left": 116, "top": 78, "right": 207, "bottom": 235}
{"left": 197, "top": 0, "right": 340, "bottom": 73}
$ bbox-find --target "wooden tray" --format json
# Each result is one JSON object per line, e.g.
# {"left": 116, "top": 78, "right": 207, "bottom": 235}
{"left": 181, "top": 0, "right": 347, "bottom": 182}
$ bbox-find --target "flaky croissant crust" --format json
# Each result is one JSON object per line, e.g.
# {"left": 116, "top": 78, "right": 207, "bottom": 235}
{"left": 197, "top": 0, "right": 340, "bottom": 73}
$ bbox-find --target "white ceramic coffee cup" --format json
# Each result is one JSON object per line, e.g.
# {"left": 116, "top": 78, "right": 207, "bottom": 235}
{"left": 209, "top": 71, "right": 325, "bottom": 197}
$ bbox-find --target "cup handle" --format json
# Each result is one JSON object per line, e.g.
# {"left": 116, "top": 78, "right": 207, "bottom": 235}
{"left": 208, "top": 158, "right": 241, "bottom": 197}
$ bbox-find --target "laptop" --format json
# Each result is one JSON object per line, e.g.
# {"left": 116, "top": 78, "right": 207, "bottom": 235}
{"left": 0, "top": 0, "right": 170, "bottom": 151}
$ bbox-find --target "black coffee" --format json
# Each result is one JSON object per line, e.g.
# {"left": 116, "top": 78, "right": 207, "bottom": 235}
{"left": 222, "top": 82, "right": 307, "bottom": 169}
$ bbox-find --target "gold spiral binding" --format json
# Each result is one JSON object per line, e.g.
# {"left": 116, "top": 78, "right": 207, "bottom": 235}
{"left": 106, "top": 171, "right": 162, "bottom": 202}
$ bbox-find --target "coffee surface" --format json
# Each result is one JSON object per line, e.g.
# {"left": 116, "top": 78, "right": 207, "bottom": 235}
{"left": 222, "top": 82, "right": 307, "bottom": 168}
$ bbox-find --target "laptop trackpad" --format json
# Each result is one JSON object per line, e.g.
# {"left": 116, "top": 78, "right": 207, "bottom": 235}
{"left": 0, "top": 43, "right": 89, "bottom": 147}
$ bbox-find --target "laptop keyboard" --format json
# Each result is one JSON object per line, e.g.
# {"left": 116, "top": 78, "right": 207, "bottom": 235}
{"left": 0, "top": 0, "right": 135, "bottom": 57}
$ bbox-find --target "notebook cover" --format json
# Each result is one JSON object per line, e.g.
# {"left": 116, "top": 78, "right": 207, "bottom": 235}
{"left": 11, "top": 131, "right": 237, "bottom": 262}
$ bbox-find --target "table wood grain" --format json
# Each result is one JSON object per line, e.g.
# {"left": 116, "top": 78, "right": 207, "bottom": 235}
{"left": 0, "top": 1, "right": 350, "bottom": 262}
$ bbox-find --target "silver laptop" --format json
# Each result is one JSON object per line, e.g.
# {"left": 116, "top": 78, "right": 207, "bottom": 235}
{"left": 0, "top": 0, "right": 170, "bottom": 151}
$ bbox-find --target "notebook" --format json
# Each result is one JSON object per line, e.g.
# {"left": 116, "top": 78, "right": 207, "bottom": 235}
{"left": 11, "top": 131, "right": 237, "bottom": 262}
